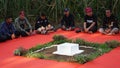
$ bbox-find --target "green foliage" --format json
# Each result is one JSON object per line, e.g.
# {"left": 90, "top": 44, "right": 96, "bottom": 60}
{"left": 29, "top": 38, "right": 67, "bottom": 52}
{"left": 53, "top": 35, "right": 67, "bottom": 41}
{"left": 105, "top": 40, "right": 120, "bottom": 48}
{"left": 29, "top": 42, "right": 54, "bottom": 52}
{"left": 1, "top": 0, "right": 120, "bottom": 24}
{"left": 14, "top": 47, "right": 28, "bottom": 56}
{"left": 75, "top": 38, "right": 100, "bottom": 48}
{"left": 74, "top": 40, "right": 120, "bottom": 64}
{"left": 26, "top": 52, "right": 46, "bottom": 59}
{"left": 74, "top": 51, "right": 104, "bottom": 64}
{"left": 75, "top": 38, "right": 86, "bottom": 45}
{"left": 14, "top": 49, "right": 21, "bottom": 56}
{"left": 99, "top": 48, "right": 112, "bottom": 54}
{"left": 74, "top": 55, "right": 90, "bottom": 64}
{"left": 29, "top": 45, "right": 44, "bottom": 52}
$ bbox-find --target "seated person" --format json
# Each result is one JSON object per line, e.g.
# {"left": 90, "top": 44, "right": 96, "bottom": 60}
{"left": 0, "top": 16, "right": 20, "bottom": 42}
{"left": 61, "top": 8, "right": 75, "bottom": 31}
{"left": 15, "top": 11, "right": 33, "bottom": 37}
{"left": 82, "top": 7, "right": 97, "bottom": 33}
{"left": 99, "top": 9, "right": 119, "bottom": 35}
{"left": 35, "top": 13, "right": 55, "bottom": 34}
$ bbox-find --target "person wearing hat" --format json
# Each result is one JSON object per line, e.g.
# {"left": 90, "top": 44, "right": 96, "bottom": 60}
{"left": 99, "top": 9, "right": 119, "bottom": 35}
{"left": 61, "top": 8, "right": 75, "bottom": 31}
{"left": 83, "top": 7, "right": 98, "bottom": 33}
{"left": 35, "top": 13, "right": 55, "bottom": 34}
{"left": 14, "top": 11, "right": 33, "bottom": 37}
{"left": 0, "top": 16, "right": 20, "bottom": 42}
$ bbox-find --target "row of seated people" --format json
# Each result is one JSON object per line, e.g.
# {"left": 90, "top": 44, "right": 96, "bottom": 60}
{"left": 0, "top": 7, "right": 119, "bottom": 42}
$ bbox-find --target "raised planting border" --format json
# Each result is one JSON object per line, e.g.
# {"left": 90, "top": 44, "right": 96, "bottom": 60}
{"left": 14, "top": 35, "right": 120, "bottom": 64}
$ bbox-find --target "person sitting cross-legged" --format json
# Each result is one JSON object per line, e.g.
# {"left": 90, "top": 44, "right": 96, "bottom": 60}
{"left": 0, "top": 16, "right": 20, "bottom": 42}
{"left": 35, "top": 13, "right": 55, "bottom": 34}
{"left": 61, "top": 8, "right": 75, "bottom": 31}
{"left": 83, "top": 7, "right": 98, "bottom": 33}
{"left": 99, "top": 9, "right": 119, "bottom": 35}
{"left": 15, "top": 11, "right": 34, "bottom": 37}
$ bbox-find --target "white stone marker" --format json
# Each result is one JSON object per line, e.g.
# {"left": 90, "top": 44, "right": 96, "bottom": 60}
{"left": 53, "top": 43, "right": 84, "bottom": 56}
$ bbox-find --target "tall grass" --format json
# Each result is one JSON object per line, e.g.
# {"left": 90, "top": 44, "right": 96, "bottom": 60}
{"left": 0, "top": 0, "right": 120, "bottom": 24}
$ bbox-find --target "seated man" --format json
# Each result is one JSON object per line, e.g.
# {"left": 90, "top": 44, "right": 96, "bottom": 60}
{"left": 83, "top": 7, "right": 97, "bottom": 33}
{"left": 61, "top": 8, "right": 75, "bottom": 31}
{"left": 35, "top": 13, "right": 55, "bottom": 34}
{"left": 15, "top": 11, "right": 33, "bottom": 37}
{"left": 0, "top": 16, "right": 20, "bottom": 42}
{"left": 99, "top": 9, "right": 119, "bottom": 35}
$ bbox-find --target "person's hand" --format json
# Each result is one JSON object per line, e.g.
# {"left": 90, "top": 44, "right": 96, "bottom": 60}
{"left": 68, "top": 27, "right": 72, "bottom": 30}
{"left": 48, "top": 24, "right": 51, "bottom": 28}
{"left": 62, "top": 25, "right": 66, "bottom": 29}
{"left": 109, "top": 22, "right": 113, "bottom": 28}
{"left": 29, "top": 29, "right": 33, "bottom": 35}
{"left": 105, "top": 29, "right": 111, "bottom": 33}
{"left": 41, "top": 26, "right": 45, "bottom": 30}
{"left": 26, "top": 32, "right": 30, "bottom": 36}
{"left": 30, "top": 29, "right": 32, "bottom": 33}
{"left": 11, "top": 34, "right": 16, "bottom": 39}
{"left": 85, "top": 28, "right": 89, "bottom": 32}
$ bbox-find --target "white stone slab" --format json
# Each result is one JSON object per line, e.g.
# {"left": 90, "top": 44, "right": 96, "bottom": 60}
{"left": 53, "top": 43, "right": 84, "bottom": 56}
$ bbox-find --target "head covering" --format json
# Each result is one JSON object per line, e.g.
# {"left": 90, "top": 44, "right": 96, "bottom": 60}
{"left": 85, "top": 7, "right": 92, "bottom": 13}
{"left": 64, "top": 8, "right": 69, "bottom": 12}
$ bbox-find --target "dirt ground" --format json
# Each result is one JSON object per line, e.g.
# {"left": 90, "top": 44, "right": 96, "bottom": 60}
{"left": 38, "top": 46, "right": 96, "bottom": 62}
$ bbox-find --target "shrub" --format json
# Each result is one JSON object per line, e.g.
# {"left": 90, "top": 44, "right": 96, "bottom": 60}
{"left": 29, "top": 45, "right": 44, "bottom": 52}
{"left": 26, "top": 52, "right": 46, "bottom": 59}
{"left": 105, "top": 40, "right": 120, "bottom": 48}
{"left": 53, "top": 35, "right": 67, "bottom": 41}
{"left": 74, "top": 51, "right": 102, "bottom": 64}
{"left": 99, "top": 48, "right": 112, "bottom": 54}
{"left": 14, "top": 47, "right": 28, "bottom": 56}
{"left": 75, "top": 38, "right": 86, "bottom": 45}
{"left": 74, "top": 55, "right": 90, "bottom": 64}
{"left": 75, "top": 39, "right": 100, "bottom": 48}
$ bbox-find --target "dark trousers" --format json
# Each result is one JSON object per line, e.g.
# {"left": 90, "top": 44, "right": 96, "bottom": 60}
{"left": 61, "top": 25, "right": 75, "bottom": 31}
{"left": 88, "top": 27, "right": 97, "bottom": 33}
{"left": 0, "top": 31, "right": 20, "bottom": 42}
{"left": 0, "top": 34, "right": 7, "bottom": 42}
{"left": 18, "top": 29, "right": 33, "bottom": 37}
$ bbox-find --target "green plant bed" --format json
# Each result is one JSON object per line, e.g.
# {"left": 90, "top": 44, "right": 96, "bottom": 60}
{"left": 14, "top": 35, "right": 120, "bottom": 64}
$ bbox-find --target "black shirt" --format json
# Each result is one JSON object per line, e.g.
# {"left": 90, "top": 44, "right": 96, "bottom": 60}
{"left": 35, "top": 17, "right": 49, "bottom": 30}
{"left": 103, "top": 15, "right": 119, "bottom": 29}
{"left": 61, "top": 14, "right": 75, "bottom": 28}
{"left": 84, "top": 14, "right": 97, "bottom": 29}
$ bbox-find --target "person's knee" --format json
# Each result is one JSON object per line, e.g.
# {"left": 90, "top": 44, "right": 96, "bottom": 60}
{"left": 37, "top": 28, "right": 42, "bottom": 32}
{"left": 99, "top": 28, "right": 104, "bottom": 33}
{"left": 111, "top": 28, "right": 119, "bottom": 33}
{"left": 61, "top": 27, "right": 66, "bottom": 30}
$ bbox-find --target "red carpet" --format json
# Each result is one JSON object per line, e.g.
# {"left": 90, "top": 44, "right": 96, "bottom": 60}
{"left": 0, "top": 29, "right": 120, "bottom": 68}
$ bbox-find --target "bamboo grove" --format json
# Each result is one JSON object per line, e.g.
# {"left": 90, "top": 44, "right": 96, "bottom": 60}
{"left": 0, "top": 0, "right": 120, "bottom": 24}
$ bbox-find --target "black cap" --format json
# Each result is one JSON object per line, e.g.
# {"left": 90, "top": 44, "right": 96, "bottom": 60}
{"left": 64, "top": 8, "right": 69, "bottom": 12}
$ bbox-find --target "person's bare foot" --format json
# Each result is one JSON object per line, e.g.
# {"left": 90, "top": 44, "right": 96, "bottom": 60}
{"left": 88, "top": 31, "right": 93, "bottom": 34}
{"left": 102, "top": 32, "right": 107, "bottom": 35}
{"left": 107, "top": 33, "right": 115, "bottom": 35}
